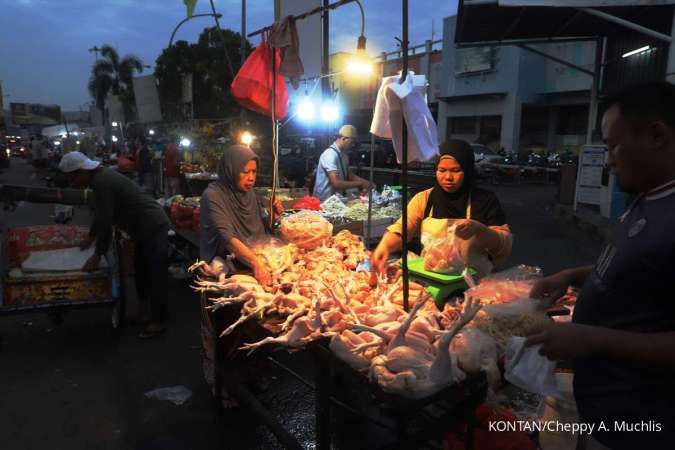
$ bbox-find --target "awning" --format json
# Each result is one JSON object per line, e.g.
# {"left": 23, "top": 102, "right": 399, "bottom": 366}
{"left": 456, "top": 0, "right": 674, "bottom": 45}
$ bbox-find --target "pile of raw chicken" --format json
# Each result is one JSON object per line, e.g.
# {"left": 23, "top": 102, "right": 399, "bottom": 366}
{"left": 190, "top": 229, "right": 544, "bottom": 399}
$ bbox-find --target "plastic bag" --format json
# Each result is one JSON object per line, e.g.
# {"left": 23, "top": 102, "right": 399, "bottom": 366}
{"left": 465, "top": 265, "right": 543, "bottom": 305}
{"left": 279, "top": 211, "right": 333, "bottom": 250}
{"left": 421, "top": 224, "right": 464, "bottom": 274}
{"left": 231, "top": 33, "right": 288, "bottom": 119}
{"left": 144, "top": 385, "right": 193, "bottom": 405}
{"left": 505, "top": 337, "right": 558, "bottom": 396}
{"left": 473, "top": 299, "right": 550, "bottom": 354}
{"left": 250, "top": 237, "right": 298, "bottom": 274}
{"left": 292, "top": 195, "right": 321, "bottom": 211}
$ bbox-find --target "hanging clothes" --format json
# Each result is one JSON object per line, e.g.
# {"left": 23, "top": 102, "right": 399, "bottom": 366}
{"left": 269, "top": 16, "right": 304, "bottom": 90}
{"left": 370, "top": 71, "right": 439, "bottom": 163}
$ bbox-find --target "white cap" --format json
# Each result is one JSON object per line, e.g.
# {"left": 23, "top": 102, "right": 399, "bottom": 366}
{"left": 59, "top": 151, "right": 101, "bottom": 173}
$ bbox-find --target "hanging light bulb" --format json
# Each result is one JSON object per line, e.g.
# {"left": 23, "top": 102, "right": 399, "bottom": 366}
{"left": 320, "top": 101, "right": 340, "bottom": 123}
{"left": 297, "top": 97, "right": 316, "bottom": 123}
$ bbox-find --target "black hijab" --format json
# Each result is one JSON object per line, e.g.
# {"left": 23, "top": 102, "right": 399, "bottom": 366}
{"left": 427, "top": 139, "right": 476, "bottom": 219}
{"left": 426, "top": 139, "right": 506, "bottom": 226}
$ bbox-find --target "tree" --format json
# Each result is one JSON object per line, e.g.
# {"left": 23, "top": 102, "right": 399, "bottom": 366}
{"left": 154, "top": 27, "right": 251, "bottom": 122}
{"left": 87, "top": 45, "right": 144, "bottom": 128}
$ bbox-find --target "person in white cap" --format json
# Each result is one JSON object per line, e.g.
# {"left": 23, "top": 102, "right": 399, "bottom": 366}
{"left": 312, "top": 124, "right": 372, "bottom": 201}
{"left": 59, "top": 151, "right": 170, "bottom": 339}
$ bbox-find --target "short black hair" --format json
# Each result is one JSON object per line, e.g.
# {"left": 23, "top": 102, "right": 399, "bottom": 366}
{"left": 605, "top": 81, "right": 675, "bottom": 129}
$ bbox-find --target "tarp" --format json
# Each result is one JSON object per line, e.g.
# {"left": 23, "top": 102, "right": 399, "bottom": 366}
{"left": 498, "top": 0, "right": 675, "bottom": 5}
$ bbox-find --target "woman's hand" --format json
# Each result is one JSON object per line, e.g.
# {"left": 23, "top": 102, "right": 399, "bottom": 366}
{"left": 454, "top": 219, "right": 487, "bottom": 240}
{"left": 253, "top": 262, "right": 272, "bottom": 286}
{"left": 273, "top": 198, "right": 284, "bottom": 221}
{"left": 371, "top": 244, "right": 390, "bottom": 276}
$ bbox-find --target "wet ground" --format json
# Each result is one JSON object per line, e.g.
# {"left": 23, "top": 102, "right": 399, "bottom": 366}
{"left": 0, "top": 158, "right": 604, "bottom": 449}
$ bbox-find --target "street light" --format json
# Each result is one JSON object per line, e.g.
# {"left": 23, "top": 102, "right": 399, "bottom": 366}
{"left": 346, "top": 1, "right": 373, "bottom": 76}
{"left": 148, "top": 129, "right": 155, "bottom": 136}
{"left": 112, "top": 135, "right": 119, "bottom": 143}
{"left": 111, "top": 121, "right": 119, "bottom": 127}
{"left": 180, "top": 137, "right": 191, "bottom": 148}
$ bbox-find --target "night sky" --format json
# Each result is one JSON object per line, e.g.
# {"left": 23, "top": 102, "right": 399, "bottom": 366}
{"left": 0, "top": 0, "right": 458, "bottom": 111}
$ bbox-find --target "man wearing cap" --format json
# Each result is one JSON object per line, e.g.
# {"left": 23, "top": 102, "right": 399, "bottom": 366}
{"left": 59, "top": 152, "right": 170, "bottom": 339}
{"left": 313, "top": 125, "right": 372, "bottom": 201}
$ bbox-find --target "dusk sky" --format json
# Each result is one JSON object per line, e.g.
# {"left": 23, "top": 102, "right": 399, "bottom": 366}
{"left": 0, "top": 0, "right": 459, "bottom": 111}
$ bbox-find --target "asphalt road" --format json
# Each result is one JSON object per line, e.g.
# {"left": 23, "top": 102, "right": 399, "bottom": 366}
{"left": 0, "top": 157, "right": 604, "bottom": 450}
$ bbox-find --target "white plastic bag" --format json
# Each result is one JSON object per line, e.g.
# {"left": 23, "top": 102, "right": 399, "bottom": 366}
{"left": 144, "top": 385, "right": 193, "bottom": 405}
{"left": 421, "top": 224, "right": 464, "bottom": 274}
{"left": 504, "top": 336, "right": 558, "bottom": 396}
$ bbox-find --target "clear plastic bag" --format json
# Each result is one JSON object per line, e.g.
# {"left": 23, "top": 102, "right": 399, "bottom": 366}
{"left": 505, "top": 337, "right": 558, "bottom": 396}
{"left": 249, "top": 237, "right": 298, "bottom": 275}
{"left": 279, "top": 211, "right": 333, "bottom": 250}
{"left": 421, "top": 224, "right": 464, "bottom": 274}
{"left": 465, "top": 265, "right": 543, "bottom": 305}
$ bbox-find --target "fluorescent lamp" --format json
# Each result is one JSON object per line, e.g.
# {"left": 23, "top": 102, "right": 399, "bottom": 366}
{"left": 622, "top": 46, "right": 650, "bottom": 58}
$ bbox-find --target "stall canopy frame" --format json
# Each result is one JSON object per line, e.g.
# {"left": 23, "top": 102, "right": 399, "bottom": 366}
{"left": 456, "top": 0, "right": 675, "bottom": 209}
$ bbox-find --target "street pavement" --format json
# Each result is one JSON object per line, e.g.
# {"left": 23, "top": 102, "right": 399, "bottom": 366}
{"left": 0, "top": 158, "right": 604, "bottom": 450}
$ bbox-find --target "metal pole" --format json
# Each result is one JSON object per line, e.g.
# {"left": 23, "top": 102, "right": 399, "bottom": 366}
{"left": 240, "top": 0, "right": 247, "bottom": 124}
{"left": 366, "top": 133, "right": 375, "bottom": 248}
{"left": 209, "top": 0, "right": 235, "bottom": 77}
{"left": 270, "top": 40, "right": 278, "bottom": 230}
{"left": 580, "top": 8, "right": 672, "bottom": 43}
{"left": 586, "top": 38, "right": 603, "bottom": 145}
{"left": 667, "top": 9, "right": 675, "bottom": 83}
{"left": 169, "top": 13, "right": 223, "bottom": 48}
{"left": 400, "top": 0, "right": 410, "bottom": 313}
{"left": 322, "top": 0, "right": 331, "bottom": 153}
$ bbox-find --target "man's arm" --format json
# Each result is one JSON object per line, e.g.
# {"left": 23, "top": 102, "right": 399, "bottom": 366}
{"left": 91, "top": 187, "right": 115, "bottom": 256}
{"left": 348, "top": 170, "right": 372, "bottom": 188}
{"left": 327, "top": 171, "right": 367, "bottom": 191}
{"left": 527, "top": 323, "right": 675, "bottom": 371}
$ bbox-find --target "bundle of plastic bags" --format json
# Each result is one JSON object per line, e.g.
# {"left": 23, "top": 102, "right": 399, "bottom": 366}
{"left": 279, "top": 211, "right": 333, "bottom": 250}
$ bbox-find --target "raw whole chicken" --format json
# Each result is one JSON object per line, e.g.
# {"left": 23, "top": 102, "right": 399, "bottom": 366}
{"left": 189, "top": 230, "right": 488, "bottom": 398}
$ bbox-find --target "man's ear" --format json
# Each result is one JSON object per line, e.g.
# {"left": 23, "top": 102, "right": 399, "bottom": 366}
{"left": 646, "top": 121, "right": 674, "bottom": 152}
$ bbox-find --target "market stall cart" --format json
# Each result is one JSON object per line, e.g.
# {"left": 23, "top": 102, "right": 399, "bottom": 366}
{"left": 0, "top": 225, "right": 122, "bottom": 329}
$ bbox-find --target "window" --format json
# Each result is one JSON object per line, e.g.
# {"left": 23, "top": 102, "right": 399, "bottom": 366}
{"left": 449, "top": 117, "right": 477, "bottom": 134}
{"left": 557, "top": 105, "right": 588, "bottom": 135}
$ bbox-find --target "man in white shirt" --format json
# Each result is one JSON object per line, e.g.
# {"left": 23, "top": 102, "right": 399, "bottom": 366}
{"left": 313, "top": 125, "right": 371, "bottom": 201}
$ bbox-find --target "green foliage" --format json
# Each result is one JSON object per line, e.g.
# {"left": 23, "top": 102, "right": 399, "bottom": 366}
{"left": 154, "top": 26, "right": 252, "bottom": 122}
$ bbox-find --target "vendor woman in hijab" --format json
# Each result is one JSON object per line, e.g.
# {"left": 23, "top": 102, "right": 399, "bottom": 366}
{"left": 371, "top": 139, "right": 512, "bottom": 278}
{"left": 200, "top": 144, "right": 276, "bottom": 286}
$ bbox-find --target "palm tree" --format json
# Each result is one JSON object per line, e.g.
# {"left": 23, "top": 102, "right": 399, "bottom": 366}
{"left": 87, "top": 45, "right": 144, "bottom": 130}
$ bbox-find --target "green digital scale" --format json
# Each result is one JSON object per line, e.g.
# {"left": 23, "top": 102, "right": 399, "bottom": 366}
{"left": 404, "top": 258, "right": 474, "bottom": 308}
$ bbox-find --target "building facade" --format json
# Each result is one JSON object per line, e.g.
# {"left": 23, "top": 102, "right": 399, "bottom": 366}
{"left": 437, "top": 16, "right": 596, "bottom": 155}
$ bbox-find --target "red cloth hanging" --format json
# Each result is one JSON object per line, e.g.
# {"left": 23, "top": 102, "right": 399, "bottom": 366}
{"left": 231, "top": 33, "right": 288, "bottom": 119}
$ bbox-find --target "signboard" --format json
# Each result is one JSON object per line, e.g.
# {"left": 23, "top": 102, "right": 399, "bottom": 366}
{"left": 574, "top": 145, "right": 606, "bottom": 208}
{"left": 10, "top": 103, "right": 62, "bottom": 126}
{"left": 455, "top": 47, "right": 493, "bottom": 75}
{"left": 132, "top": 75, "right": 162, "bottom": 124}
